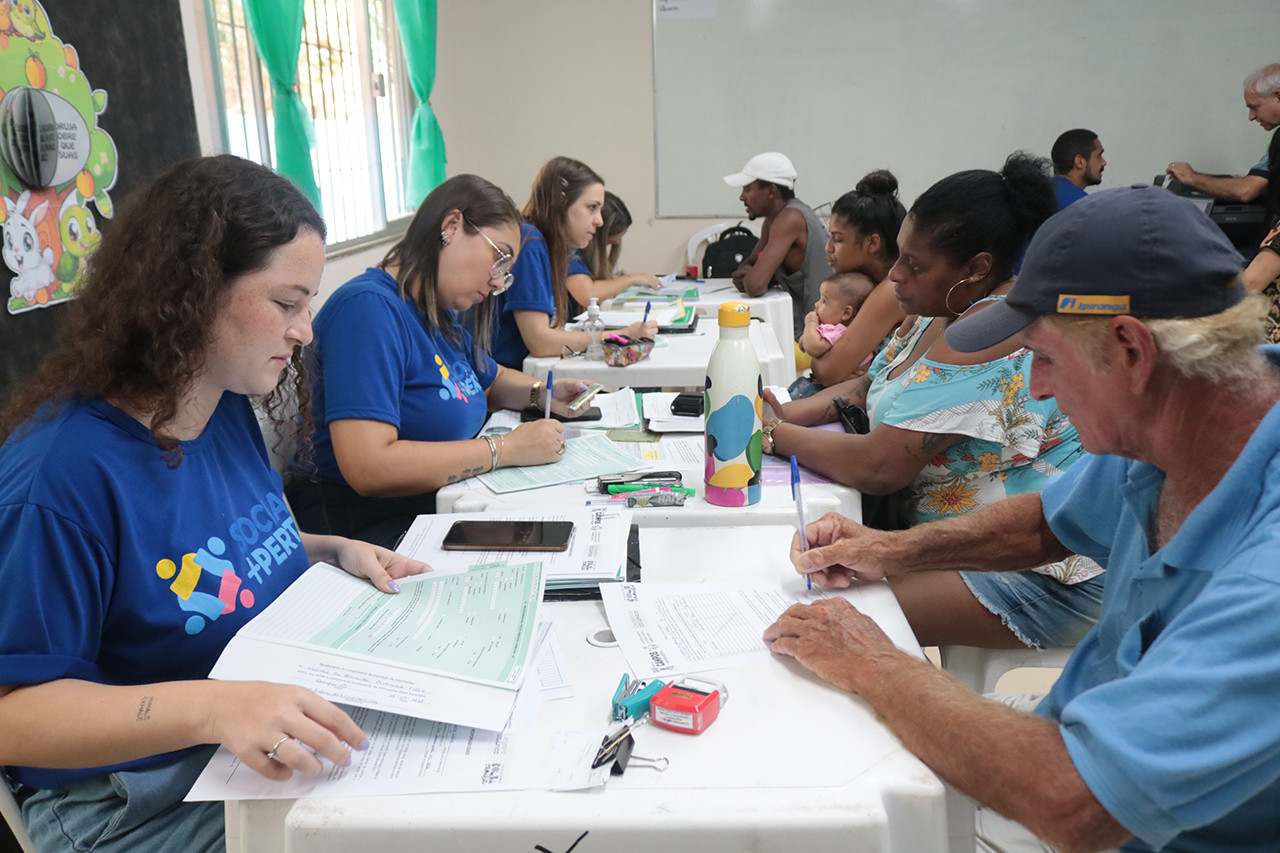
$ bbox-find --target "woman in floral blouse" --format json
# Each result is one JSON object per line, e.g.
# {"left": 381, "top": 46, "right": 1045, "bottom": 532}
{"left": 765, "top": 153, "right": 1103, "bottom": 651}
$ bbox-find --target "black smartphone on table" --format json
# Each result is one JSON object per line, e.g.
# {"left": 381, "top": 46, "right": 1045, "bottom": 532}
{"left": 670, "top": 392, "right": 704, "bottom": 417}
{"left": 520, "top": 407, "right": 602, "bottom": 422}
{"left": 441, "top": 520, "right": 575, "bottom": 552}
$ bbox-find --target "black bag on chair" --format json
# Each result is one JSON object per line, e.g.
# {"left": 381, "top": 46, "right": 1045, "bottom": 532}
{"left": 701, "top": 224, "right": 758, "bottom": 278}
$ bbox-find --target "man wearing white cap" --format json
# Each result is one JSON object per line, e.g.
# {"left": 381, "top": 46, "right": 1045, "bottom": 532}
{"left": 723, "top": 152, "right": 833, "bottom": 338}
{"left": 764, "top": 184, "right": 1280, "bottom": 852}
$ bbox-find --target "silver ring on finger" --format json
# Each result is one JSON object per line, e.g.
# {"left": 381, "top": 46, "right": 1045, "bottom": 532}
{"left": 266, "top": 735, "right": 291, "bottom": 761}
{"left": 557, "top": 443, "right": 566, "bottom": 455}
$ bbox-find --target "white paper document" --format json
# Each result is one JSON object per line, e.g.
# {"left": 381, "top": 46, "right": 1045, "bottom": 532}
{"left": 586, "top": 389, "right": 640, "bottom": 428}
{"left": 209, "top": 561, "right": 544, "bottom": 730}
{"left": 476, "top": 432, "right": 644, "bottom": 493}
{"left": 613, "top": 434, "right": 703, "bottom": 466}
{"left": 188, "top": 635, "right": 551, "bottom": 801}
{"left": 600, "top": 580, "right": 834, "bottom": 679}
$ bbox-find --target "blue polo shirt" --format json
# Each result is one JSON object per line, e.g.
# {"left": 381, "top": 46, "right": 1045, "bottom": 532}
{"left": 1037, "top": 347, "right": 1280, "bottom": 851}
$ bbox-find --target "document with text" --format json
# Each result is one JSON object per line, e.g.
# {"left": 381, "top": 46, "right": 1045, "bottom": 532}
{"left": 209, "top": 561, "right": 544, "bottom": 731}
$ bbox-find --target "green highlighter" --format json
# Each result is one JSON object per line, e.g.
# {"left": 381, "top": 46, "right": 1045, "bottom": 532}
{"left": 606, "top": 484, "right": 695, "bottom": 496}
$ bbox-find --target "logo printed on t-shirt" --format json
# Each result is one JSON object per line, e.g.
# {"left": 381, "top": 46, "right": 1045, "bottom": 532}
{"left": 155, "top": 536, "right": 255, "bottom": 636}
{"left": 153, "top": 491, "right": 301, "bottom": 634}
{"left": 435, "top": 354, "right": 483, "bottom": 402}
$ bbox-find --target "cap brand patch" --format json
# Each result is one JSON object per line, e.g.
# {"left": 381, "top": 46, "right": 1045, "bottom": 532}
{"left": 1056, "top": 294, "right": 1131, "bottom": 315}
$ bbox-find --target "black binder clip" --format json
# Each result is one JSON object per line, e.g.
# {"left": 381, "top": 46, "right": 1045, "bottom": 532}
{"left": 590, "top": 713, "right": 668, "bottom": 775}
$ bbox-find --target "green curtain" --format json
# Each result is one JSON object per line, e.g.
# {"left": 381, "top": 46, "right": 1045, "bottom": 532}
{"left": 393, "top": 0, "right": 447, "bottom": 205}
{"left": 242, "top": 0, "right": 323, "bottom": 213}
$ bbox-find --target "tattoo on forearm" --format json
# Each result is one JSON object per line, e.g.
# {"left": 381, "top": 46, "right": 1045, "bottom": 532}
{"left": 136, "top": 696, "right": 153, "bottom": 721}
{"left": 912, "top": 433, "right": 953, "bottom": 464}
{"left": 446, "top": 466, "right": 486, "bottom": 484}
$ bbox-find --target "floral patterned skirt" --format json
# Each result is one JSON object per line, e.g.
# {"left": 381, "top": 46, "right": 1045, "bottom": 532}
{"left": 1264, "top": 277, "right": 1280, "bottom": 345}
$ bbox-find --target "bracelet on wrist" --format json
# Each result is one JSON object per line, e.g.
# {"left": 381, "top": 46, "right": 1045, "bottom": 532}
{"left": 1262, "top": 229, "right": 1280, "bottom": 255}
{"left": 761, "top": 417, "right": 785, "bottom": 455}
{"left": 529, "top": 380, "right": 543, "bottom": 410}
{"left": 483, "top": 434, "right": 499, "bottom": 471}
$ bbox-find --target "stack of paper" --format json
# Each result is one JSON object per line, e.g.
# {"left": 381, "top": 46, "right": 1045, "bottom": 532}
{"left": 476, "top": 432, "right": 644, "bottom": 493}
{"left": 208, "top": 560, "right": 546, "bottom": 730}
{"left": 642, "top": 391, "right": 706, "bottom": 433}
{"left": 397, "top": 507, "right": 633, "bottom": 593}
{"left": 613, "top": 273, "right": 679, "bottom": 297}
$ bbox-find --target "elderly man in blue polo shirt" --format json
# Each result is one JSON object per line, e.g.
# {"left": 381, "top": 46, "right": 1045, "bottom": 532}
{"left": 765, "top": 184, "right": 1280, "bottom": 852}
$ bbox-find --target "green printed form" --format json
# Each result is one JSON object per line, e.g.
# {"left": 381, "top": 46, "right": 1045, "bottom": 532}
{"left": 304, "top": 562, "right": 544, "bottom": 687}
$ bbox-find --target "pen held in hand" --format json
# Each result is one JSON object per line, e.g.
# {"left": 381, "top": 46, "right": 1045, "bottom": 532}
{"left": 643, "top": 300, "right": 651, "bottom": 324}
{"left": 790, "top": 456, "right": 811, "bottom": 591}
{"left": 545, "top": 368, "right": 553, "bottom": 420}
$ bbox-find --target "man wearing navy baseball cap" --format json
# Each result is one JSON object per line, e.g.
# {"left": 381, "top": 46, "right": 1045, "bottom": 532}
{"left": 765, "top": 184, "right": 1280, "bottom": 851}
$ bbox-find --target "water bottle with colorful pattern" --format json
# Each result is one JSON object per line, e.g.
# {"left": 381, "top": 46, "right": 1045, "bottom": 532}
{"left": 704, "top": 302, "right": 762, "bottom": 506}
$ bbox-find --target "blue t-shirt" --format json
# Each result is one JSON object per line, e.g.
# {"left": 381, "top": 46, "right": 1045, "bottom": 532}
{"left": 491, "top": 222, "right": 559, "bottom": 369}
{"left": 307, "top": 268, "right": 499, "bottom": 485}
{"left": 1055, "top": 175, "right": 1088, "bottom": 209}
{"left": 1036, "top": 347, "right": 1280, "bottom": 851}
{"left": 1248, "top": 150, "right": 1270, "bottom": 179}
{"left": 566, "top": 249, "right": 592, "bottom": 318}
{"left": 0, "top": 394, "right": 307, "bottom": 788}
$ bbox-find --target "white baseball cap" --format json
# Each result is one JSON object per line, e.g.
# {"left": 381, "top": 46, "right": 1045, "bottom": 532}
{"left": 723, "top": 152, "right": 796, "bottom": 190}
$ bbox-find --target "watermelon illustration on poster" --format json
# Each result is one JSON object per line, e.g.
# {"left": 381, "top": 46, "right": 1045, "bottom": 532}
{"left": 0, "top": 0, "right": 118, "bottom": 315}
{"left": 0, "top": 0, "right": 199, "bottom": 399}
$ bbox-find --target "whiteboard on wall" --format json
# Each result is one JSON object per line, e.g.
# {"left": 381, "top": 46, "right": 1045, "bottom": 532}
{"left": 653, "top": 0, "right": 1277, "bottom": 217}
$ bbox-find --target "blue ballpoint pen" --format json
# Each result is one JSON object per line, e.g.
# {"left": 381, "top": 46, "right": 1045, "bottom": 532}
{"left": 790, "top": 456, "right": 811, "bottom": 590}
{"left": 643, "top": 300, "right": 652, "bottom": 324}
{"left": 545, "top": 368, "right": 553, "bottom": 419}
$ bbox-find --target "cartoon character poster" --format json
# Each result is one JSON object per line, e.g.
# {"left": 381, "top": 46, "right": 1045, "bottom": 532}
{"left": 0, "top": 0, "right": 117, "bottom": 315}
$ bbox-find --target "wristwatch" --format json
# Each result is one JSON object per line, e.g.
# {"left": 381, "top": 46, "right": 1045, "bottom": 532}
{"left": 761, "top": 418, "right": 784, "bottom": 455}
{"left": 529, "top": 380, "right": 543, "bottom": 410}
{"left": 1261, "top": 227, "right": 1280, "bottom": 255}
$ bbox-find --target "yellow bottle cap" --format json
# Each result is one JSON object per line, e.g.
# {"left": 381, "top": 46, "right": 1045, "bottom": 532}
{"left": 718, "top": 301, "right": 751, "bottom": 327}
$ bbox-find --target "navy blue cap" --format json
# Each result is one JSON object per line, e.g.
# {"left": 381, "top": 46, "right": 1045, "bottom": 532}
{"left": 946, "top": 184, "right": 1246, "bottom": 352}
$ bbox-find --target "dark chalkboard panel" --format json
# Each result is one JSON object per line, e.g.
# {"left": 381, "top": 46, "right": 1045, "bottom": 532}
{"left": 0, "top": 0, "right": 200, "bottom": 398}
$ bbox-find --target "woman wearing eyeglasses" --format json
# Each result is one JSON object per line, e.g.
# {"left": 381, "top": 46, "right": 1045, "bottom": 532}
{"left": 286, "top": 175, "right": 592, "bottom": 548}
{"left": 491, "top": 157, "right": 658, "bottom": 368}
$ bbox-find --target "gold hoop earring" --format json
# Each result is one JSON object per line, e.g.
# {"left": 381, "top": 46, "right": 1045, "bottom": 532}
{"left": 945, "top": 279, "right": 973, "bottom": 316}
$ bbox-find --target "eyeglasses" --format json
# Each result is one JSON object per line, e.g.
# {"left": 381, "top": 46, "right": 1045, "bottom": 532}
{"left": 560, "top": 344, "right": 586, "bottom": 359}
{"left": 467, "top": 219, "right": 515, "bottom": 293}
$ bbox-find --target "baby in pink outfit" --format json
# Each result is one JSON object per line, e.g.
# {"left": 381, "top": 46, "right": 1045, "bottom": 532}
{"left": 799, "top": 271, "right": 876, "bottom": 358}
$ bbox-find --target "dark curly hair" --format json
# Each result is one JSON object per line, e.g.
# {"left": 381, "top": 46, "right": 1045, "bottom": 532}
{"left": 830, "top": 169, "right": 907, "bottom": 264}
{"left": 0, "top": 154, "right": 326, "bottom": 466}
{"left": 908, "top": 151, "right": 1057, "bottom": 284}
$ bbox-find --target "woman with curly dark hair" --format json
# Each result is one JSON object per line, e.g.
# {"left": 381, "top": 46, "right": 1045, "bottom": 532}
{"left": 0, "top": 154, "right": 426, "bottom": 852}
{"left": 763, "top": 153, "right": 1104, "bottom": 652}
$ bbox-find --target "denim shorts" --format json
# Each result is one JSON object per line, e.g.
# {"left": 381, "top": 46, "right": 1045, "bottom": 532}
{"left": 961, "top": 570, "right": 1107, "bottom": 649}
{"left": 19, "top": 747, "right": 223, "bottom": 853}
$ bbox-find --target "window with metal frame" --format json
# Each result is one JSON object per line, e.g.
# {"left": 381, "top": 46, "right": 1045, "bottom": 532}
{"left": 206, "top": 0, "right": 415, "bottom": 246}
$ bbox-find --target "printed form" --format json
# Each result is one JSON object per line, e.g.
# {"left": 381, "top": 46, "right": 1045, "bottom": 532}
{"left": 209, "top": 561, "right": 545, "bottom": 731}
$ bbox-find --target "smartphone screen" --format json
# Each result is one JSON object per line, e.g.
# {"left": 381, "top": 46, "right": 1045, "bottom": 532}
{"left": 441, "top": 520, "right": 575, "bottom": 552}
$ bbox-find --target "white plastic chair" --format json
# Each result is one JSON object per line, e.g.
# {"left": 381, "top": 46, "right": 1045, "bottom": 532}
{"left": 686, "top": 220, "right": 761, "bottom": 270}
{"left": 1, "top": 778, "right": 36, "bottom": 853}
{"left": 937, "top": 645, "right": 1074, "bottom": 853}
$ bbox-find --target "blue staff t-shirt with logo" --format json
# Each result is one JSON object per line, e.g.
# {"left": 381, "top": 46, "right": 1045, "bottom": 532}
{"left": 306, "top": 267, "right": 499, "bottom": 485}
{"left": 0, "top": 393, "right": 306, "bottom": 787}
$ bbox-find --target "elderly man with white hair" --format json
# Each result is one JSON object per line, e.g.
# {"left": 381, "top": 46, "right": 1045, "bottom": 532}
{"left": 765, "top": 184, "right": 1280, "bottom": 852}
{"left": 1166, "top": 62, "right": 1279, "bottom": 204}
